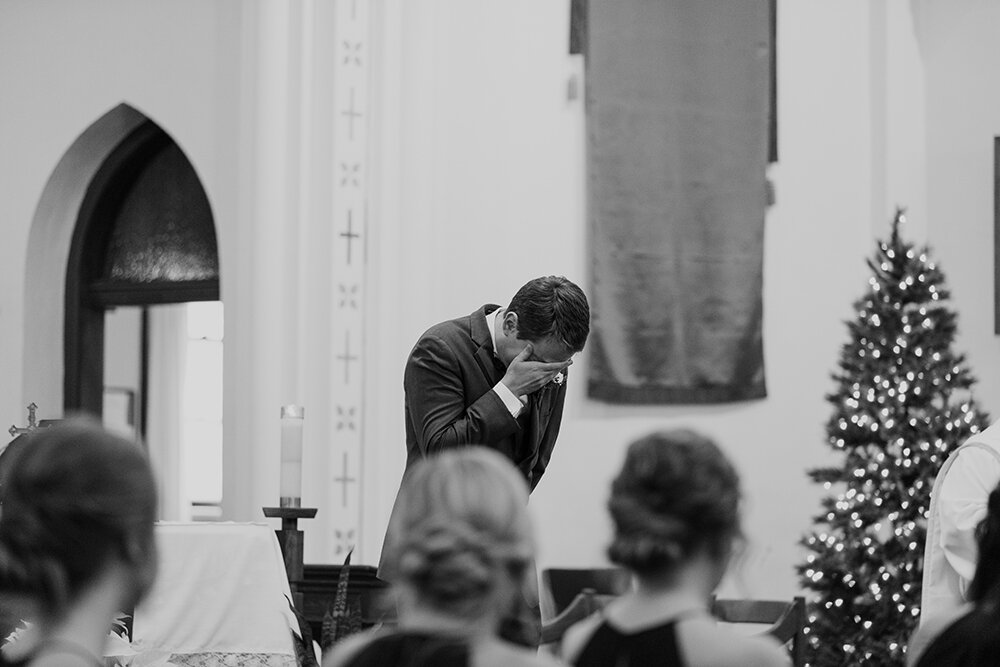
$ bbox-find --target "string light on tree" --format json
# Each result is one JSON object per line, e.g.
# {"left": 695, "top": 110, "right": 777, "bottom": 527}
{"left": 796, "top": 209, "right": 991, "bottom": 667}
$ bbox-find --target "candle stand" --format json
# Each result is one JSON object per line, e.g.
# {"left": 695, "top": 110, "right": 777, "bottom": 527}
{"left": 263, "top": 505, "right": 317, "bottom": 609}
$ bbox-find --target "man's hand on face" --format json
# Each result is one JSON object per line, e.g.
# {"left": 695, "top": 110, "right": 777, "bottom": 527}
{"left": 501, "top": 343, "right": 572, "bottom": 398}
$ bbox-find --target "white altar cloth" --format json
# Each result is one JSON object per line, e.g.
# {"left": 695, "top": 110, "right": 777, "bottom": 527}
{"left": 129, "top": 523, "right": 299, "bottom": 666}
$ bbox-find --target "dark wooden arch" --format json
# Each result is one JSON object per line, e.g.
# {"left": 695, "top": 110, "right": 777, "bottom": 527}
{"left": 64, "top": 119, "right": 220, "bottom": 417}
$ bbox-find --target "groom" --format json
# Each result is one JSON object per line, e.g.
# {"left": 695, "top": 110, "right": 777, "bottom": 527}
{"left": 380, "top": 275, "right": 590, "bottom": 643}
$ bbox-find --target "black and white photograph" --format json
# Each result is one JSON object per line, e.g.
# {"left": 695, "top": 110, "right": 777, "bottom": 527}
{"left": 1, "top": 2, "right": 998, "bottom": 666}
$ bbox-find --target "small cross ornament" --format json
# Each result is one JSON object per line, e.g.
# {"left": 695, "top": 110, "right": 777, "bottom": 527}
{"left": 8, "top": 402, "right": 39, "bottom": 438}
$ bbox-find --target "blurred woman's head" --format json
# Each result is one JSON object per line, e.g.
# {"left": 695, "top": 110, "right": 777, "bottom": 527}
{"left": 0, "top": 419, "right": 158, "bottom": 620}
{"left": 607, "top": 429, "right": 742, "bottom": 579}
{"left": 381, "top": 446, "right": 534, "bottom": 621}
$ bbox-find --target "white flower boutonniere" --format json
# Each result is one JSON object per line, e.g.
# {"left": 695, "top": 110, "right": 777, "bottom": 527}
{"left": 551, "top": 371, "right": 565, "bottom": 386}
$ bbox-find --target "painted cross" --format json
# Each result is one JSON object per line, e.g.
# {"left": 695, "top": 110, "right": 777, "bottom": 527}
{"left": 334, "top": 528, "right": 356, "bottom": 557}
{"left": 339, "top": 210, "right": 361, "bottom": 264}
{"left": 334, "top": 451, "right": 357, "bottom": 507}
{"left": 343, "top": 42, "right": 362, "bottom": 66}
{"left": 336, "top": 332, "right": 359, "bottom": 384}
{"left": 340, "top": 162, "right": 361, "bottom": 188}
{"left": 335, "top": 405, "right": 357, "bottom": 431}
{"left": 341, "top": 88, "right": 363, "bottom": 141}
{"left": 8, "top": 402, "right": 39, "bottom": 438}
{"left": 338, "top": 283, "right": 359, "bottom": 309}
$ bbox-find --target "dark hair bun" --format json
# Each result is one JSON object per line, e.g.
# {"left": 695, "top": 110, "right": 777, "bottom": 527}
{"left": 607, "top": 430, "right": 741, "bottom": 574}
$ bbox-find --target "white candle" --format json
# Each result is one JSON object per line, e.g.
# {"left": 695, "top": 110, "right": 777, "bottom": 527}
{"left": 280, "top": 404, "right": 304, "bottom": 507}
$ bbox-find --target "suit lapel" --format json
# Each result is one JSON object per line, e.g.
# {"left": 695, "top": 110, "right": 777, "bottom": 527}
{"left": 470, "top": 304, "right": 504, "bottom": 385}
{"left": 475, "top": 346, "right": 502, "bottom": 385}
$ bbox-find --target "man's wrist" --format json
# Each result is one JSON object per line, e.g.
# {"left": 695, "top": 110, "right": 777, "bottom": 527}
{"left": 493, "top": 382, "right": 524, "bottom": 417}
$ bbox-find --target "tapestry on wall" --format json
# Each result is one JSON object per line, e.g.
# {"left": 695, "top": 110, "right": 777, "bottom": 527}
{"left": 585, "top": 0, "right": 773, "bottom": 404}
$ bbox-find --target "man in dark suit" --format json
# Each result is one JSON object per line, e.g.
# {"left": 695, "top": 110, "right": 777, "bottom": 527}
{"left": 379, "top": 275, "right": 590, "bottom": 643}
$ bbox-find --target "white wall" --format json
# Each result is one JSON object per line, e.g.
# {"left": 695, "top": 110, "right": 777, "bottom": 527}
{"left": 0, "top": 0, "right": 303, "bottom": 526}
{"left": 0, "top": 0, "right": 384, "bottom": 561}
{"left": 365, "top": 0, "right": 594, "bottom": 565}
{"left": 915, "top": 0, "right": 1000, "bottom": 417}
{"left": 0, "top": 0, "right": 243, "bottom": 422}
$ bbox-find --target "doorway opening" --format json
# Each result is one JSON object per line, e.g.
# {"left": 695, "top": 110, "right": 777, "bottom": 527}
{"left": 65, "top": 116, "right": 222, "bottom": 520}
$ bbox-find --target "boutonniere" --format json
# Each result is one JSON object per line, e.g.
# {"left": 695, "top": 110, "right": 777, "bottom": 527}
{"left": 551, "top": 371, "right": 565, "bottom": 386}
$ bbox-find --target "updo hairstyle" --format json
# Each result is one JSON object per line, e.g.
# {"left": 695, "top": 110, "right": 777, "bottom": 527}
{"left": 383, "top": 447, "right": 534, "bottom": 617}
{"left": 607, "top": 429, "right": 741, "bottom": 575}
{"left": 0, "top": 419, "right": 158, "bottom": 617}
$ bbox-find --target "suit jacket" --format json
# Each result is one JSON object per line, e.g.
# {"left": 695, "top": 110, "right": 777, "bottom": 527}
{"left": 378, "top": 304, "right": 568, "bottom": 576}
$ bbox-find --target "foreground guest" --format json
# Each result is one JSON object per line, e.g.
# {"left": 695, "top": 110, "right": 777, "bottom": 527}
{"left": 0, "top": 420, "right": 158, "bottom": 667}
{"left": 325, "top": 447, "right": 562, "bottom": 667}
{"left": 0, "top": 434, "right": 29, "bottom": 643}
{"left": 560, "top": 430, "right": 789, "bottom": 667}
{"left": 909, "top": 482, "right": 1000, "bottom": 666}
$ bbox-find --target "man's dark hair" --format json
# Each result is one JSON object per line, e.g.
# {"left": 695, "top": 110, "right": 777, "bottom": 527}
{"left": 508, "top": 276, "right": 590, "bottom": 352}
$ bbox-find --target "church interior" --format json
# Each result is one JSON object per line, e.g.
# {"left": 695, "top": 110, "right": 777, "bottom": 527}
{"left": 3, "top": 0, "right": 1000, "bottom": 664}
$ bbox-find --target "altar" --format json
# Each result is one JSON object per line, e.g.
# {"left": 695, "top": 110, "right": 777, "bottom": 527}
{"left": 125, "top": 523, "right": 301, "bottom": 667}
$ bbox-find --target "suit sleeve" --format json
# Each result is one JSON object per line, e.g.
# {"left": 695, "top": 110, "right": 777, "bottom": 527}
{"left": 405, "top": 334, "right": 519, "bottom": 455}
{"left": 529, "top": 376, "right": 568, "bottom": 491}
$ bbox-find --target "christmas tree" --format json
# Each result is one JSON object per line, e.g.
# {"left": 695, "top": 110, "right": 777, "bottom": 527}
{"left": 798, "top": 209, "right": 991, "bottom": 666}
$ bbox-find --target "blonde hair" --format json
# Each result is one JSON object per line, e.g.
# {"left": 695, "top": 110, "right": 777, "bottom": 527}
{"left": 382, "top": 447, "right": 534, "bottom": 617}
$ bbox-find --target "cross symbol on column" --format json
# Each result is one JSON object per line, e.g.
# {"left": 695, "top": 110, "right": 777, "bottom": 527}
{"left": 340, "top": 163, "right": 361, "bottom": 187}
{"left": 336, "top": 332, "right": 359, "bottom": 384}
{"left": 343, "top": 42, "right": 362, "bottom": 67}
{"left": 334, "top": 529, "right": 356, "bottom": 556}
{"left": 338, "top": 283, "right": 359, "bottom": 309}
{"left": 335, "top": 406, "right": 357, "bottom": 430}
{"left": 341, "top": 88, "right": 363, "bottom": 141}
{"left": 8, "top": 402, "right": 39, "bottom": 438}
{"left": 339, "top": 210, "right": 361, "bottom": 265}
{"left": 334, "top": 451, "right": 357, "bottom": 507}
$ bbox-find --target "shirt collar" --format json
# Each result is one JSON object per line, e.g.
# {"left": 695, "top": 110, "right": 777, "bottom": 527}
{"left": 485, "top": 306, "right": 505, "bottom": 357}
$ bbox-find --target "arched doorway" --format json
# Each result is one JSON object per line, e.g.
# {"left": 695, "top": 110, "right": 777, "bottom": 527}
{"left": 64, "top": 117, "right": 222, "bottom": 520}
{"left": 65, "top": 119, "right": 219, "bottom": 413}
